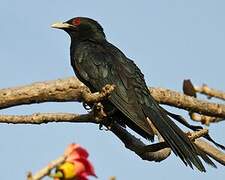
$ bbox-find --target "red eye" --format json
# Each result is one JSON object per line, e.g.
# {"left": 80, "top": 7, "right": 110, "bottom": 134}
{"left": 72, "top": 18, "right": 81, "bottom": 26}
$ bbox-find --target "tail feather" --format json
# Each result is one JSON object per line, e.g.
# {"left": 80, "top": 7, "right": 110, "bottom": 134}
{"left": 196, "top": 146, "right": 217, "bottom": 168}
{"left": 142, "top": 101, "right": 216, "bottom": 171}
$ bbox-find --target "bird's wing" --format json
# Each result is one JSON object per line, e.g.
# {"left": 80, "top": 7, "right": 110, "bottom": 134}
{"left": 73, "top": 41, "right": 154, "bottom": 139}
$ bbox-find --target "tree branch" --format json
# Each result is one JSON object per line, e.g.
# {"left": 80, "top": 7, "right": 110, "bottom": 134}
{"left": 182, "top": 79, "right": 225, "bottom": 125}
{"left": 27, "top": 155, "right": 66, "bottom": 180}
{"left": 195, "top": 84, "right": 225, "bottom": 101}
{"left": 1, "top": 77, "right": 225, "bottom": 119}
{"left": 190, "top": 113, "right": 224, "bottom": 126}
{"left": 0, "top": 113, "right": 94, "bottom": 124}
{"left": 150, "top": 87, "right": 225, "bottom": 118}
{"left": 195, "top": 139, "right": 225, "bottom": 165}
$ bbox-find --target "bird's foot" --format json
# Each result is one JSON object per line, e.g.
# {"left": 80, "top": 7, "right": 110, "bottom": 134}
{"left": 91, "top": 102, "right": 115, "bottom": 131}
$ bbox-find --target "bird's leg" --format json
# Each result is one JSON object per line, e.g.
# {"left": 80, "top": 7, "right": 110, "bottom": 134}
{"left": 98, "top": 118, "right": 114, "bottom": 131}
{"left": 92, "top": 102, "right": 108, "bottom": 129}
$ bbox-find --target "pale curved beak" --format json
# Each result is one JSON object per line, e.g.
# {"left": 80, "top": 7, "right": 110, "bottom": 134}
{"left": 51, "top": 22, "right": 75, "bottom": 29}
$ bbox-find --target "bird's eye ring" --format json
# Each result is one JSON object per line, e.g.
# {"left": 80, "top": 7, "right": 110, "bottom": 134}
{"left": 72, "top": 18, "right": 81, "bottom": 26}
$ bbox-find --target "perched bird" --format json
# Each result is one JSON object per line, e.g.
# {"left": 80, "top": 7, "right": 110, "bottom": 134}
{"left": 52, "top": 17, "right": 220, "bottom": 171}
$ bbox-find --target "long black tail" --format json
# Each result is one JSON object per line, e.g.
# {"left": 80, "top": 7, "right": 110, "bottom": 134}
{"left": 142, "top": 98, "right": 216, "bottom": 171}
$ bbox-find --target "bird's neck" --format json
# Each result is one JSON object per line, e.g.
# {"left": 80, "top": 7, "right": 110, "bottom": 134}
{"left": 69, "top": 29, "right": 106, "bottom": 42}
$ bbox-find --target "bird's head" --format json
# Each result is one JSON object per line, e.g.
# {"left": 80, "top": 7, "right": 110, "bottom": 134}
{"left": 51, "top": 17, "right": 106, "bottom": 42}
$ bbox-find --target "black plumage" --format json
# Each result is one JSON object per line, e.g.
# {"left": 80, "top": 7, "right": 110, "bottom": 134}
{"left": 52, "top": 17, "right": 220, "bottom": 171}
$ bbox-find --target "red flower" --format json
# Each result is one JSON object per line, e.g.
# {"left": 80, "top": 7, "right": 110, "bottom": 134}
{"left": 53, "top": 143, "right": 96, "bottom": 180}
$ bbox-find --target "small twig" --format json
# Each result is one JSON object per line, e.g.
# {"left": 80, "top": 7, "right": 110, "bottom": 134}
{"left": 27, "top": 155, "right": 66, "bottom": 180}
{"left": 109, "top": 176, "right": 116, "bottom": 180}
{"left": 190, "top": 113, "right": 224, "bottom": 126}
{"left": 187, "top": 129, "right": 208, "bottom": 140}
{"left": 195, "top": 84, "right": 225, "bottom": 101}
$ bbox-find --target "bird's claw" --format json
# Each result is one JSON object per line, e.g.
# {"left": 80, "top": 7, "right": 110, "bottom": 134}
{"left": 82, "top": 102, "right": 91, "bottom": 110}
{"left": 99, "top": 122, "right": 111, "bottom": 131}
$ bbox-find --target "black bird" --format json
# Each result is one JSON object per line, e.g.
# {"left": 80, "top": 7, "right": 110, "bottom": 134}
{"left": 52, "top": 17, "right": 219, "bottom": 171}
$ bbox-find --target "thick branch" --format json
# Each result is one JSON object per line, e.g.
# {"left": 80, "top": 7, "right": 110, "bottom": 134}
{"left": 150, "top": 87, "right": 225, "bottom": 118}
{"left": 195, "top": 139, "right": 225, "bottom": 165}
{"left": 0, "top": 77, "right": 225, "bottom": 119}
{"left": 0, "top": 78, "right": 85, "bottom": 109}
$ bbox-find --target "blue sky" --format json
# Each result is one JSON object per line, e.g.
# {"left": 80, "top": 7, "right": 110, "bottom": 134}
{"left": 0, "top": 0, "right": 225, "bottom": 179}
